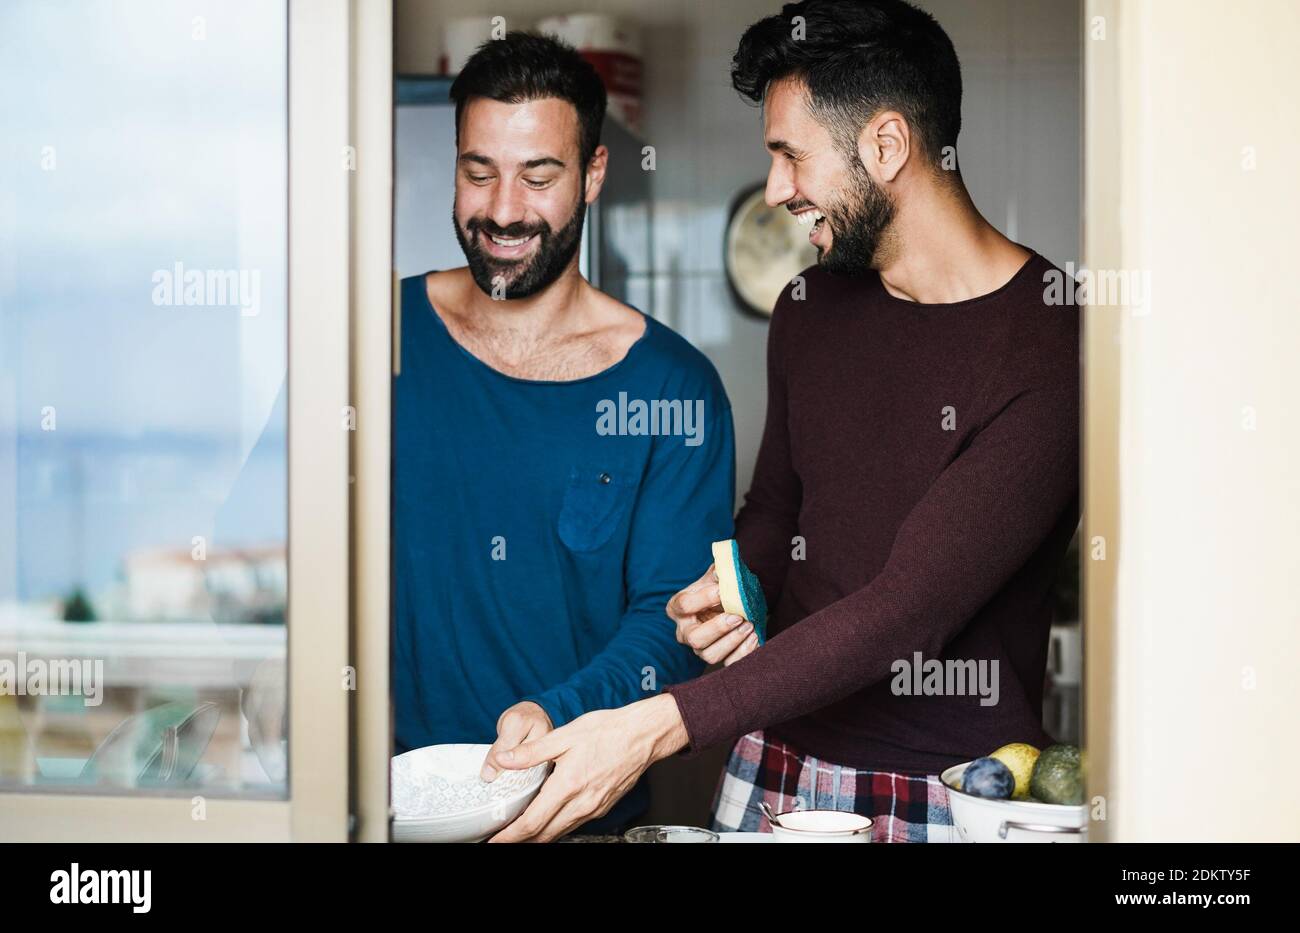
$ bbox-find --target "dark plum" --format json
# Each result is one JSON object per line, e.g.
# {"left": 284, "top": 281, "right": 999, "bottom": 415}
{"left": 961, "top": 757, "right": 1015, "bottom": 799}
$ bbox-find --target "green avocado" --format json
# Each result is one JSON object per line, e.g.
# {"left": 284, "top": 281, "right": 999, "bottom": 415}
{"left": 1029, "top": 744, "right": 1084, "bottom": 805}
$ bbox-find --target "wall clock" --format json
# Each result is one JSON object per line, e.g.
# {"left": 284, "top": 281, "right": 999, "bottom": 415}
{"left": 724, "top": 182, "right": 820, "bottom": 318}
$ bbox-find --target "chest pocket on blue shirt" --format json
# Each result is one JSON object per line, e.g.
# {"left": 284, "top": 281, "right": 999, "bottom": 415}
{"left": 557, "top": 462, "right": 639, "bottom": 552}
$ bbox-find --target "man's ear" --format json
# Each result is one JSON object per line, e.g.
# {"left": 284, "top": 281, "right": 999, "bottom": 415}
{"left": 857, "top": 111, "right": 910, "bottom": 184}
{"left": 584, "top": 144, "right": 610, "bottom": 204}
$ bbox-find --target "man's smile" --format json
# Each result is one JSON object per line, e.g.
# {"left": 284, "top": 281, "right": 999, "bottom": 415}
{"left": 479, "top": 229, "right": 540, "bottom": 260}
{"left": 789, "top": 203, "right": 828, "bottom": 244}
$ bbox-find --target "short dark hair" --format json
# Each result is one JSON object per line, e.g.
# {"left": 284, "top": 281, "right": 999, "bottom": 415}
{"left": 732, "top": 0, "right": 962, "bottom": 168}
{"left": 450, "top": 32, "right": 607, "bottom": 167}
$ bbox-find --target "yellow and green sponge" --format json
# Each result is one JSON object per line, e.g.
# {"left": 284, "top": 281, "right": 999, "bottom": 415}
{"left": 711, "top": 539, "right": 768, "bottom": 645}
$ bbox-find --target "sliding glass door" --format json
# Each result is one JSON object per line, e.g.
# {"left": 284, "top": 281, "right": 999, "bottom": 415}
{"left": 0, "top": 0, "right": 389, "bottom": 841}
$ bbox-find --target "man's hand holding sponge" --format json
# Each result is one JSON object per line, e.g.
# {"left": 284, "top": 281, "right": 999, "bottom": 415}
{"left": 667, "top": 539, "right": 767, "bottom": 666}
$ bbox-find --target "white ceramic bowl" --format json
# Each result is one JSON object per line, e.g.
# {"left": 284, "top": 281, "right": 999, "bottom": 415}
{"left": 390, "top": 743, "right": 548, "bottom": 843}
{"left": 770, "top": 809, "right": 873, "bottom": 843}
{"left": 941, "top": 761, "right": 1087, "bottom": 843}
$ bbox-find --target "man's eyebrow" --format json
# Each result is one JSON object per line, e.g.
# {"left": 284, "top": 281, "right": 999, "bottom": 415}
{"left": 457, "top": 152, "right": 566, "bottom": 170}
{"left": 766, "top": 138, "right": 804, "bottom": 158}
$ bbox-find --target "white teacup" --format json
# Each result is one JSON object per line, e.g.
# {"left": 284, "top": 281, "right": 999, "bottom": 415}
{"left": 770, "top": 809, "right": 873, "bottom": 843}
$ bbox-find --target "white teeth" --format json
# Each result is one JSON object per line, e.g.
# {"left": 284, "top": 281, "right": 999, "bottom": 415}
{"left": 794, "top": 209, "right": 824, "bottom": 226}
{"left": 489, "top": 234, "right": 531, "bottom": 247}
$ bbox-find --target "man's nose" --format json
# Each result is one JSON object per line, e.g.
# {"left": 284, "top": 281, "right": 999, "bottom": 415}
{"left": 764, "top": 162, "right": 796, "bottom": 208}
{"left": 486, "top": 181, "right": 527, "bottom": 229}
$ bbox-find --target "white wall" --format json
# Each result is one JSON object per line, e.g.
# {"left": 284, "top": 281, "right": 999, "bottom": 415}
{"left": 1086, "top": 0, "right": 1300, "bottom": 841}
{"left": 396, "top": 0, "right": 1081, "bottom": 507}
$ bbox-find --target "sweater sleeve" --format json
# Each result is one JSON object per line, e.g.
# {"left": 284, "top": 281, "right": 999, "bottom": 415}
{"left": 732, "top": 300, "right": 801, "bottom": 608}
{"left": 665, "top": 380, "right": 1079, "bottom": 754}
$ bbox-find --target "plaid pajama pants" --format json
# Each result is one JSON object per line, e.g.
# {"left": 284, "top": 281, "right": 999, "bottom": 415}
{"left": 711, "top": 730, "right": 957, "bottom": 843}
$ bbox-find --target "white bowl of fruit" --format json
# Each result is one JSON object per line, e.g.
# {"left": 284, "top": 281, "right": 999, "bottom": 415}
{"left": 941, "top": 743, "right": 1088, "bottom": 843}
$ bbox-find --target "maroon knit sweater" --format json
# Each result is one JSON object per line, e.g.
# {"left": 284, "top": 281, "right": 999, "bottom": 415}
{"left": 665, "top": 251, "right": 1079, "bottom": 774}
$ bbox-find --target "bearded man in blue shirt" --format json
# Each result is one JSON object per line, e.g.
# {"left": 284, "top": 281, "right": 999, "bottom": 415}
{"left": 393, "top": 32, "right": 736, "bottom": 832}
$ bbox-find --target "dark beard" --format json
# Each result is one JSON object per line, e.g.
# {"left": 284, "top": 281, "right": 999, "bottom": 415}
{"left": 817, "top": 158, "right": 896, "bottom": 276}
{"left": 454, "top": 192, "right": 587, "bottom": 300}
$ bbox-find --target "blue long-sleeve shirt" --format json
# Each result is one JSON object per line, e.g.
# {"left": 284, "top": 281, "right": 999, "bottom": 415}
{"left": 393, "top": 273, "right": 735, "bottom": 823}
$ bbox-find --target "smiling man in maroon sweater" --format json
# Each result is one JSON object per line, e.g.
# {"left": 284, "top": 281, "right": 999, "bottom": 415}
{"left": 492, "top": 0, "right": 1079, "bottom": 843}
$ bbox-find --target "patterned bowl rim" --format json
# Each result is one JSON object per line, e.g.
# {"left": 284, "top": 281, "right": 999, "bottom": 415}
{"left": 391, "top": 757, "right": 550, "bottom": 823}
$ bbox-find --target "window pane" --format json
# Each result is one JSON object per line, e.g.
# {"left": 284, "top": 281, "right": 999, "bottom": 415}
{"left": 0, "top": 0, "right": 288, "bottom": 798}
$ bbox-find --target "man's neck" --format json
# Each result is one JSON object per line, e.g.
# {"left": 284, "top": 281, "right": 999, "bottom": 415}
{"left": 431, "top": 262, "right": 644, "bottom": 382}
{"left": 459, "top": 262, "right": 590, "bottom": 341}
{"left": 875, "top": 181, "right": 1032, "bottom": 304}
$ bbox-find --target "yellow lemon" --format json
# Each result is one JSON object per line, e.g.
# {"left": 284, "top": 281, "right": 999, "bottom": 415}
{"left": 990, "top": 743, "right": 1040, "bottom": 800}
